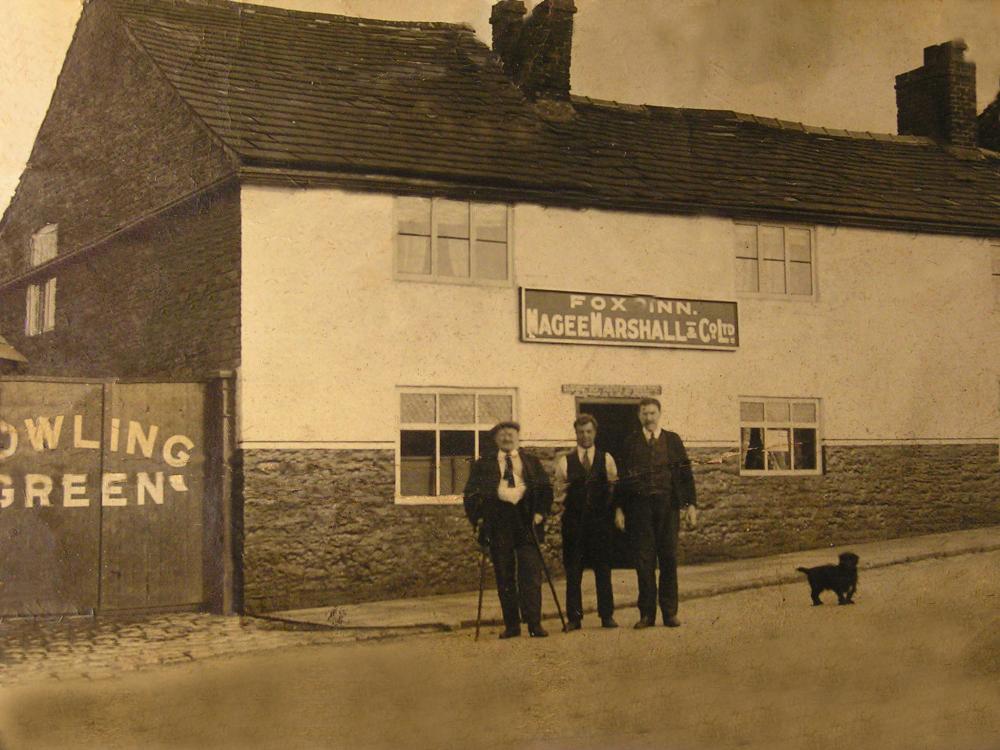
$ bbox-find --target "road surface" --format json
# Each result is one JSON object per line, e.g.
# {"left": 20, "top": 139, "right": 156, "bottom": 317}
{"left": 2, "top": 551, "right": 998, "bottom": 750}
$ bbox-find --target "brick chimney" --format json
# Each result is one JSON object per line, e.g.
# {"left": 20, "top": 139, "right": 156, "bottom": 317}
{"left": 978, "top": 85, "right": 1000, "bottom": 151}
{"left": 490, "top": 0, "right": 526, "bottom": 74}
{"left": 895, "top": 40, "right": 978, "bottom": 147}
{"left": 490, "top": 0, "right": 577, "bottom": 101}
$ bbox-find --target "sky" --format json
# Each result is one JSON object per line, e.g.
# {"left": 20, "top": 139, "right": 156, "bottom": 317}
{"left": 2, "top": 0, "right": 999, "bottom": 212}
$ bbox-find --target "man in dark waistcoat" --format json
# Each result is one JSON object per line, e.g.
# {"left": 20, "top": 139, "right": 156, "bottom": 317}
{"left": 616, "top": 397, "right": 698, "bottom": 629}
{"left": 464, "top": 421, "right": 554, "bottom": 639}
{"left": 555, "top": 413, "right": 619, "bottom": 630}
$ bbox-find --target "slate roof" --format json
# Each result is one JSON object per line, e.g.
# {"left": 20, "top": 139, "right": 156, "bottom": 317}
{"left": 108, "top": 0, "right": 1000, "bottom": 236}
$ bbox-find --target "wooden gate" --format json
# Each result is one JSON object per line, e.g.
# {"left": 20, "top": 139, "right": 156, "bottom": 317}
{"left": 0, "top": 377, "right": 234, "bottom": 617}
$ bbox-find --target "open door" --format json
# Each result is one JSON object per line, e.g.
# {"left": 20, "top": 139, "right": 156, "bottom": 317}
{"left": 577, "top": 399, "right": 640, "bottom": 569}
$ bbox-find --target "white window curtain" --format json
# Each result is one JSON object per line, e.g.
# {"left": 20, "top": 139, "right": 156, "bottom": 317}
{"left": 25, "top": 284, "right": 40, "bottom": 336}
{"left": 43, "top": 278, "right": 57, "bottom": 332}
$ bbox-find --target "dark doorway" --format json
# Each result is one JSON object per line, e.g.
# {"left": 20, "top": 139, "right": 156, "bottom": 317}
{"left": 577, "top": 399, "right": 641, "bottom": 569}
{"left": 577, "top": 400, "right": 640, "bottom": 465}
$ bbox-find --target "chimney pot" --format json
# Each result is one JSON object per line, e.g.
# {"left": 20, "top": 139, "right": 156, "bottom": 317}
{"left": 924, "top": 38, "right": 966, "bottom": 65}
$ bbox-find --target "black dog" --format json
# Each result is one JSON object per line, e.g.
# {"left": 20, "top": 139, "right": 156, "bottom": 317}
{"left": 796, "top": 552, "right": 859, "bottom": 605}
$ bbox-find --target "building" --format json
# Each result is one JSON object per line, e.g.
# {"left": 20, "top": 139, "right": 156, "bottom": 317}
{"left": 0, "top": 0, "right": 997, "bottom": 614}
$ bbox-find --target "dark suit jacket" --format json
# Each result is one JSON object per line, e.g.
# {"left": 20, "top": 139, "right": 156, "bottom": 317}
{"left": 617, "top": 430, "right": 697, "bottom": 511}
{"left": 463, "top": 450, "right": 553, "bottom": 548}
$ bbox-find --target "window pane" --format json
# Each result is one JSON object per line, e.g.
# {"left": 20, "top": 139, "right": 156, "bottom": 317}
{"left": 441, "top": 430, "right": 474, "bottom": 456}
{"left": 397, "top": 235, "right": 431, "bottom": 275}
{"left": 400, "top": 430, "right": 435, "bottom": 496}
{"left": 736, "top": 258, "right": 759, "bottom": 292}
{"left": 788, "top": 261, "right": 813, "bottom": 295}
{"left": 43, "top": 278, "right": 56, "bottom": 332}
{"left": 761, "top": 259, "right": 786, "bottom": 293}
{"left": 760, "top": 226, "right": 785, "bottom": 260}
{"left": 791, "top": 402, "right": 817, "bottom": 423}
{"left": 474, "top": 240, "right": 507, "bottom": 280}
{"left": 740, "top": 401, "right": 764, "bottom": 422}
{"left": 401, "top": 393, "right": 435, "bottom": 424}
{"left": 765, "top": 428, "right": 791, "bottom": 470}
{"left": 478, "top": 394, "right": 513, "bottom": 424}
{"left": 765, "top": 401, "right": 790, "bottom": 422}
{"left": 440, "top": 430, "right": 474, "bottom": 495}
{"left": 793, "top": 428, "right": 817, "bottom": 470}
{"left": 473, "top": 204, "right": 506, "bottom": 243}
{"left": 397, "top": 197, "right": 430, "bottom": 236}
{"left": 30, "top": 225, "right": 58, "bottom": 267}
{"left": 787, "top": 229, "right": 811, "bottom": 262}
{"left": 25, "top": 284, "right": 38, "bottom": 336}
{"left": 478, "top": 430, "right": 498, "bottom": 457}
{"left": 741, "top": 427, "right": 765, "bottom": 470}
{"left": 437, "top": 238, "right": 470, "bottom": 278}
{"left": 435, "top": 199, "right": 469, "bottom": 239}
{"left": 440, "top": 393, "right": 474, "bottom": 423}
{"left": 735, "top": 224, "right": 757, "bottom": 259}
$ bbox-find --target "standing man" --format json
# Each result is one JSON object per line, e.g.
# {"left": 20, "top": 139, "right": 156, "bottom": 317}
{"left": 464, "top": 421, "right": 554, "bottom": 639}
{"left": 616, "top": 398, "right": 698, "bottom": 629}
{"left": 555, "top": 414, "right": 619, "bottom": 630}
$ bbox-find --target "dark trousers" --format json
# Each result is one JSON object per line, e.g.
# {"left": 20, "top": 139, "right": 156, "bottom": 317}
{"left": 491, "top": 541, "right": 543, "bottom": 629}
{"left": 565, "top": 560, "right": 614, "bottom": 622}
{"left": 629, "top": 495, "right": 679, "bottom": 620}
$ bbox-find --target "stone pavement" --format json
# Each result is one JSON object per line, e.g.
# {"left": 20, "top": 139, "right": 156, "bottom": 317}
{"left": 1, "top": 526, "right": 996, "bottom": 687}
{"left": 0, "top": 612, "right": 399, "bottom": 687}
{"left": 267, "top": 525, "right": 1000, "bottom": 630}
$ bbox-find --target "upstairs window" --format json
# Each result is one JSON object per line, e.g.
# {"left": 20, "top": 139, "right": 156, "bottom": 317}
{"left": 740, "top": 398, "right": 821, "bottom": 475}
{"left": 397, "top": 388, "right": 516, "bottom": 503}
{"left": 30, "top": 224, "right": 58, "bottom": 267}
{"left": 736, "top": 223, "right": 814, "bottom": 296}
{"left": 395, "top": 198, "right": 510, "bottom": 284}
{"left": 26, "top": 225, "right": 58, "bottom": 337}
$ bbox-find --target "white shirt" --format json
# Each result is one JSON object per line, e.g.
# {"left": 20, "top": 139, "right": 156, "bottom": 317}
{"left": 554, "top": 447, "right": 619, "bottom": 507}
{"left": 644, "top": 426, "right": 663, "bottom": 442}
{"left": 497, "top": 449, "right": 526, "bottom": 505}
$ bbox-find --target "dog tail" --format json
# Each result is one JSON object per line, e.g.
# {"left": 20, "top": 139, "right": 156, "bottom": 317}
{"left": 796, "top": 567, "right": 809, "bottom": 574}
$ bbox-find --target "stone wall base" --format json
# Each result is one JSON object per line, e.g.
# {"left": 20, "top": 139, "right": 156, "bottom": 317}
{"left": 241, "top": 444, "right": 999, "bottom": 613}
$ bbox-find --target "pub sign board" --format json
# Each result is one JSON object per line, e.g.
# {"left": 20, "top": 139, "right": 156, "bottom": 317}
{"left": 520, "top": 288, "right": 739, "bottom": 351}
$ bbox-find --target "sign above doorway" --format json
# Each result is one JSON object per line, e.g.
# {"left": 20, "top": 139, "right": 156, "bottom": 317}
{"left": 561, "top": 384, "right": 662, "bottom": 398}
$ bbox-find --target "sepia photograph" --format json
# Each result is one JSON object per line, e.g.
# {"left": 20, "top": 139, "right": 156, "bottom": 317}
{"left": 0, "top": 0, "right": 998, "bottom": 748}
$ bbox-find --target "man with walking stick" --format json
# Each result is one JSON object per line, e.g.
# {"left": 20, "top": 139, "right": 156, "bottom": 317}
{"left": 555, "top": 413, "right": 619, "bottom": 630}
{"left": 464, "top": 421, "right": 555, "bottom": 639}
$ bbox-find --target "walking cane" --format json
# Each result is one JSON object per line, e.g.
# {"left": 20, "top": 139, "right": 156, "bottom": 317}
{"left": 474, "top": 546, "right": 488, "bottom": 641}
{"left": 529, "top": 522, "right": 568, "bottom": 633}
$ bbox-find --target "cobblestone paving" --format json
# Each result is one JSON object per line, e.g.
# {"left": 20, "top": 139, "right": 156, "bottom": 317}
{"left": 0, "top": 613, "right": 382, "bottom": 686}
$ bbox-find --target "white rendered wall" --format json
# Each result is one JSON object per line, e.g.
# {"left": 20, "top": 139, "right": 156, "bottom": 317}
{"left": 239, "top": 185, "right": 1000, "bottom": 448}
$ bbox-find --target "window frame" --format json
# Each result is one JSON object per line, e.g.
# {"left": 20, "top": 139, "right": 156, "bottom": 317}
{"left": 990, "top": 240, "right": 1000, "bottom": 312}
{"left": 395, "top": 386, "right": 519, "bottom": 505}
{"left": 30, "top": 224, "right": 58, "bottom": 268}
{"left": 393, "top": 197, "right": 514, "bottom": 287}
{"left": 24, "top": 277, "right": 56, "bottom": 337}
{"left": 733, "top": 222, "right": 818, "bottom": 300}
{"left": 738, "top": 396, "right": 823, "bottom": 477}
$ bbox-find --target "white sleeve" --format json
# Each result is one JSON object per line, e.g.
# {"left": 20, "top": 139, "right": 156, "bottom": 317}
{"left": 554, "top": 454, "right": 569, "bottom": 506}
{"left": 605, "top": 452, "right": 619, "bottom": 483}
